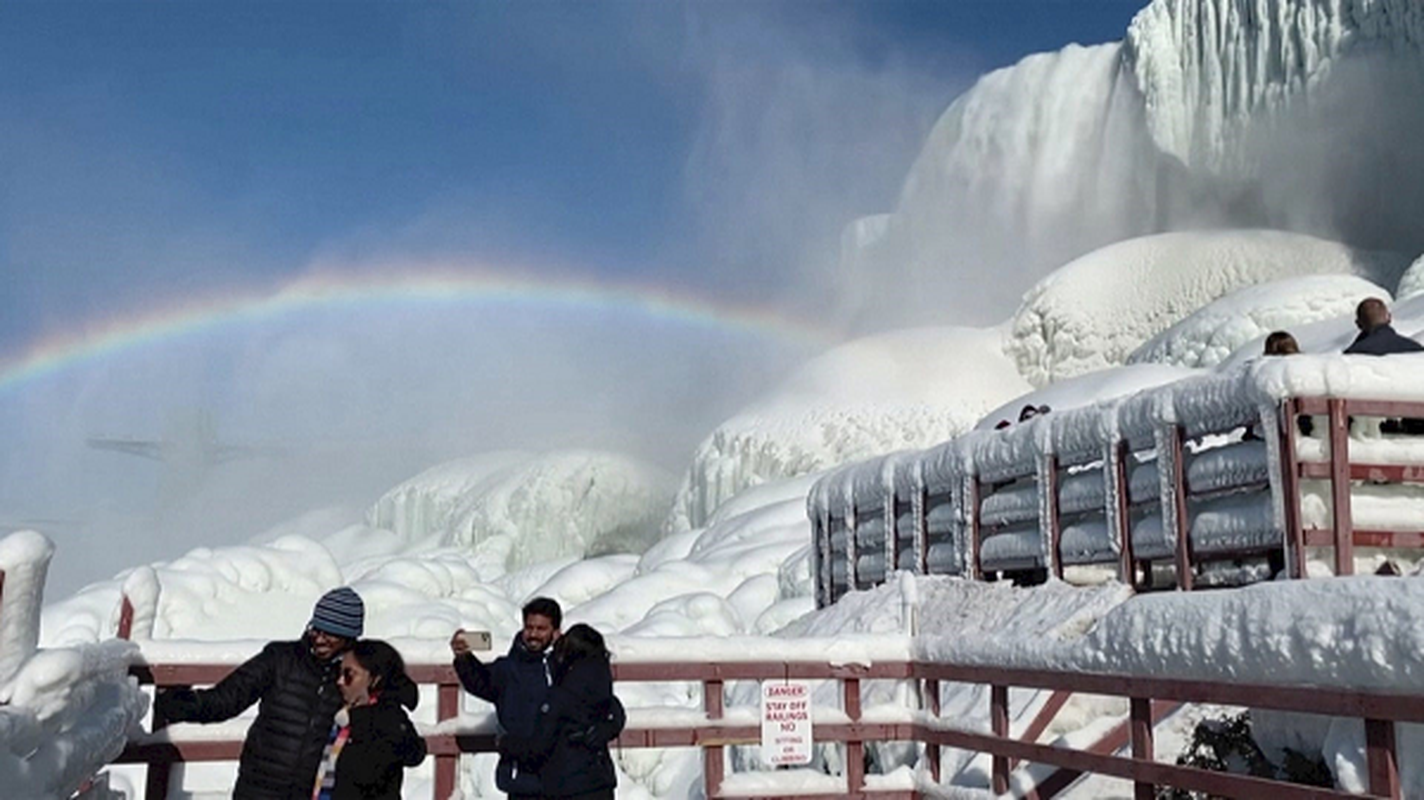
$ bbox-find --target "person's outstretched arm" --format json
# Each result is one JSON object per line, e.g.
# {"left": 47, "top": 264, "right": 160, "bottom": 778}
{"left": 156, "top": 642, "right": 279, "bottom": 723}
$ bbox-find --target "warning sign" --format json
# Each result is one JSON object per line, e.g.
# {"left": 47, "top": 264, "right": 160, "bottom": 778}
{"left": 760, "top": 680, "right": 813, "bottom": 765}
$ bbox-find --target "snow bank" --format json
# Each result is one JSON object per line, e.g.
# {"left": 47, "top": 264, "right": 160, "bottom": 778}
{"left": 668, "top": 327, "right": 1031, "bottom": 531}
{"left": 1007, "top": 231, "right": 1407, "bottom": 386}
{"left": 974, "top": 363, "right": 1199, "bottom": 432}
{"left": 1129, "top": 275, "right": 1388, "bottom": 369}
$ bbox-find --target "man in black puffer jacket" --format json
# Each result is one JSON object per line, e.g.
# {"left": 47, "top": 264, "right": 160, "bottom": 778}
{"left": 156, "top": 587, "right": 365, "bottom": 799}
{"left": 451, "top": 597, "right": 561, "bottom": 799}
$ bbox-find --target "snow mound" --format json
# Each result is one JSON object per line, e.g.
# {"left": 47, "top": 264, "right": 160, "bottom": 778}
{"left": 1128, "top": 275, "right": 1389, "bottom": 368}
{"left": 974, "top": 363, "right": 1200, "bottom": 432}
{"left": 1008, "top": 230, "right": 1407, "bottom": 386}
{"left": 366, "top": 451, "right": 531, "bottom": 543}
{"left": 667, "top": 327, "right": 1031, "bottom": 532}
{"left": 1396, "top": 253, "right": 1424, "bottom": 301}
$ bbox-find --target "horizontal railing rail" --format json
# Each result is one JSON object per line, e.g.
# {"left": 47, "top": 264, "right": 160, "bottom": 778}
{"left": 116, "top": 656, "right": 1417, "bottom": 799}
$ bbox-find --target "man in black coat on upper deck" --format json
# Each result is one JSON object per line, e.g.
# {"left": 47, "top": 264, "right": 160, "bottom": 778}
{"left": 451, "top": 596, "right": 562, "bottom": 799}
{"left": 1344, "top": 297, "right": 1424, "bottom": 355}
{"left": 154, "top": 587, "right": 365, "bottom": 800}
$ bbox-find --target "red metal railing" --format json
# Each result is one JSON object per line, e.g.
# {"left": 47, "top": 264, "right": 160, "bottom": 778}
{"left": 115, "top": 657, "right": 1419, "bottom": 799}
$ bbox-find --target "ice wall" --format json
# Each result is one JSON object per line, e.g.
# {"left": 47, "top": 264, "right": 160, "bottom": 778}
{"left": 0, "top": 530, "right": 55, "bottom": 686}
{"left": 840, "top": 0, "right": 1424, "bottom": 330}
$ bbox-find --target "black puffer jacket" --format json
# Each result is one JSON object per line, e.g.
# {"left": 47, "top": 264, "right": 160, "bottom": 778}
{"left": 502, "top": 655, "right": 625, "bottom": 798}
{"left": 331, "top": 677, "right": 426, "bottom": 800}
{"left": 156, "top": 638, "right": 344, "bottom": 800}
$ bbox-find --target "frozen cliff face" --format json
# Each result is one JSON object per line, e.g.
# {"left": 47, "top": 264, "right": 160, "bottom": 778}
{"left": 840, "top": 0, "right": 1424, "bottom": 331}
{"left": 666, "top": 327, "right": 1031, "bottom": 532}
{"left": 400, "top": 451, "right": 677, "bottom": 572}
{"left": 1007, "top": 230, "right": 1407, "bottom": 386}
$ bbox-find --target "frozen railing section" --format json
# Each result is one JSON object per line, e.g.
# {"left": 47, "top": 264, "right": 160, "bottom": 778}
{"left": 811, "top": 355, "right": 1424, "bottom": 605}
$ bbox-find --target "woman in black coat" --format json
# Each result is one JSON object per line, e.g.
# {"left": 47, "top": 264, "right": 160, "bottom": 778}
{"left": 313, "top": 639, "right": 427, "bottom": 800}
{"left": 502, "top": 623, "right": 626, "bottom": 800}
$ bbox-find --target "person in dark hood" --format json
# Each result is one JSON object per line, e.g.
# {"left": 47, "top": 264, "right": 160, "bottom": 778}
{"left": 155, "top": 587, "right": 365, "bottom": 799}
{"left": 499, "top": 623, "right": 625, "bottom": 800}
{"left": 312, "top": 639, "right": 425, "bottom": 800}
{"left": 1345, "top": 298, "right": 1424, "bottom": 355}
{"left": 451, "top": 597, "right": 562, "bottom": 798}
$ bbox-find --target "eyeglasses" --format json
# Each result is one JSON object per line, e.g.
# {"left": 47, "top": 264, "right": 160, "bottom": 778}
{"left": 308, "top": 628, "right": 349, "bottom": 644}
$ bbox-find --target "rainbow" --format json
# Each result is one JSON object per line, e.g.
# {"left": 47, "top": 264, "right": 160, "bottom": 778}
{"left": 0, "top": 267, "right": 838, "bottom": 394}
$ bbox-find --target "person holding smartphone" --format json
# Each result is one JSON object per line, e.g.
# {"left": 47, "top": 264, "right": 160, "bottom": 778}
{"left": 450, "top": 597, "right": 562, "bottom": 799}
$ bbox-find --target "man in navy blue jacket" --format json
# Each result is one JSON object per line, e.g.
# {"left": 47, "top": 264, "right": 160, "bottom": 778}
{"left": 451, "top": 597, "right": 562, "bottom": 799}
{"left": 1345, "top": 298, "right": 1424, "bottom": 355}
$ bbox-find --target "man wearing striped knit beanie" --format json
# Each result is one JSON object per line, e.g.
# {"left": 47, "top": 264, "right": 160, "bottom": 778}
{"left": 156, "top": 587, "right": 365, "bottom": 799}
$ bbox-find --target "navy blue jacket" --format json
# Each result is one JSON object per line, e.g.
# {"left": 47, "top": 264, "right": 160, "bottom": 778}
{"left": 1345, "top": 324, "right": 1424, "bottom": 355}
{"left": 502, "top": 654, "right": 624, "bottom": 798}
{"left": 453, "top": 635, "right": 551, "bottom": 795}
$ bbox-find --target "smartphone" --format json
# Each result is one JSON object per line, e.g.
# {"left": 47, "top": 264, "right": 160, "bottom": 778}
{"left": 459, "top": 630, "right": 493, "bottom": 651}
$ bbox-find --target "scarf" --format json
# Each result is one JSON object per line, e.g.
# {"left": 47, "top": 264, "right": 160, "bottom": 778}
{"left": 311, "top": 706, "right": 353, "bottom": 800}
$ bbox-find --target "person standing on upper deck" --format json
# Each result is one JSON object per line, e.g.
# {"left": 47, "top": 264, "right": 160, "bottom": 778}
{"left": 1344, "top": 298, "right": 1424, "bottom": 355}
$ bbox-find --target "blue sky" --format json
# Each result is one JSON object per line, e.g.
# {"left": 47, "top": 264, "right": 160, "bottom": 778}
{"left": 0, "top": 0, "right": 1149, "bottom": 351}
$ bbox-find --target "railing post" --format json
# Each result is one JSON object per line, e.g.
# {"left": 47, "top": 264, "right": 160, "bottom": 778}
{"left": 844, "top": 677, "right": 864, "bottom": 792}
{"left": 1170, "top": 425, "right": 1194, "bottom": 591}
{"left": 117, "top": 595, "right": 135, "bottom": 640}
{"left": 1279, "top": 399, "right": 1306, "bottom": 579}
{"left": 1328, "top": 398, "right": 1354, "bottom": 576}
{"left": 147, "top": 691, "right": 173, "bottom": 800}
{"left": 990, "top": 685, "right": 1009, "bottom": 795}
{"left": 918, "top": 485, "right": 930, "bottom": 576}
{"left": 847, "top": 502, "right": 860, "bottom": 592}
{"left": 969, "top": 479, "right": 983, "bottom": 581}
{"left": 925, "top": 677, "right": 941, "bottom": 782}
{"left": 435, "top": 682, "right": 459, "bottom": 799}
{"left": 1045, "top": 455, "right": 1063, "bottom": 580}
{"left": 1366, "top": 718, "right": 1400, "bottom": 799}
{"left": 1114, "top": 441, "right": 1136, "bottom": 588}
{"left": 703, "top": 678, "right": 724, "bottom": 798}
{"left": 1129, "top": 697, "right": 1154, "bottom": 800}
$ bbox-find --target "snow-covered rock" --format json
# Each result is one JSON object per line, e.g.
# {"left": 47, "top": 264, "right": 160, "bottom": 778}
{"left": 1007, "top": 230, "right": 1407, "bottom": 386}
{"left": 1128, "top": 275, "right": 1389, "bottom": 369}
{"left": 667, "top": 327, "right": 1031, "bottom": 531}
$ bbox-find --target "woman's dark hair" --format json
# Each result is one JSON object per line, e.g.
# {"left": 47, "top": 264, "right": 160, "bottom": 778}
{"left": 553, "top": 623, "right": 609, "bottom": 667}
{"left": 348, "top": 639, "right": 407, "bottom": 692}
{"left": 1263, "top": 331, "right": 1301, "bottom": 356}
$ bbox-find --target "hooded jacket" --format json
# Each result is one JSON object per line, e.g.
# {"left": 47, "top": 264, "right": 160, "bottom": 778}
{"left": 453, "top": 634, "right": 552, "bottom": 795}
{"left": 155, "top": 637, "right": 344, "bottom": 800}
{"left": 330, "top": 674, "right": 426, "bottom": 800}
{"left": 501, "top": 654, "right": 624, "bottom": 798}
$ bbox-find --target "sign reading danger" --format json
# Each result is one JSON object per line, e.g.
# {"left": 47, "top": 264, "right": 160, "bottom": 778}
{"left": 760, "top": 680, "right": 812, "bottom": 765}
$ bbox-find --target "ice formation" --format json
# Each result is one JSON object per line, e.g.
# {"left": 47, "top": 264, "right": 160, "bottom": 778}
{"left": 1007, "top": 230, "right": 1406, "bottom": 386}
{"left": 1129, "top": 274, "right": 1389, "bottom": 368}
{"left": 369, "top": 450, "right": 675, "bottom": 572}
{"left": 840, "top": 0, "right": 1424, "bottom": 329}
{"left": 667, "top": 327, "right": 1032, "bottom": 532}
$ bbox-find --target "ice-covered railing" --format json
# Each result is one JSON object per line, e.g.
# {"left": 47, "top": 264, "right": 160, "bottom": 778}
{"left": 811, "top": 355, "right": 1424, "bottom": 605}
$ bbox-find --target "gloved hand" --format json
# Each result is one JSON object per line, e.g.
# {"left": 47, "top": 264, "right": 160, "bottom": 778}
{"left": 154, "top": 688, "right": 199, "bottom": 722}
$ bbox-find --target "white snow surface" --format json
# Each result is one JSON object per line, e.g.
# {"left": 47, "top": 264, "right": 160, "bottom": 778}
{"left": 1128, "top": 275, "right": 1389, "bottom": 369}
{"left": 1007, "top": 230, "right": 1407, "bottom": 386}
{"left": 667, "top": 327, "right": 1032, "bottom": 532}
